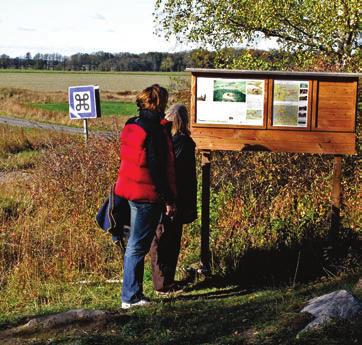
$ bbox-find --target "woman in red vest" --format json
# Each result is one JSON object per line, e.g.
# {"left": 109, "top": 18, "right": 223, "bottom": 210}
{"left": 115, "top": 84, "right": 177, "bottom": 309}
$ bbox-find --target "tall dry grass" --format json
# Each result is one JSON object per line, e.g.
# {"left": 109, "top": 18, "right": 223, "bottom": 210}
{"left": 0, "top": 137, "right": 360, "bottom": 316}
{"left": 0, "top": 137, "right": 121, "bottom": 286}
{"left": 206, "top": 152, "right": 361, "bottom": 280}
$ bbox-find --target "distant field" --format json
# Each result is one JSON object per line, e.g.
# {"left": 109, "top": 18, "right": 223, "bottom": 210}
{"left": 0, "top": 70, "right": 189, "bottom": 92}
{"left": 32, "top": 101, "right": 137, "bottom": 116}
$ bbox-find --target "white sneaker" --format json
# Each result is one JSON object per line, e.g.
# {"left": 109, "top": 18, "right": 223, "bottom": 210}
{"left": 121, "top": 298, "right": 151, "bottom": 309}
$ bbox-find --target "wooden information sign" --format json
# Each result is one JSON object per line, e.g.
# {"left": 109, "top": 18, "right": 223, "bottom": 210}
{"left": 188, "top": 69, "right": 358, "bottom": 154}
{"left": 186, "top": 68, "right": 360, "bottom": 272}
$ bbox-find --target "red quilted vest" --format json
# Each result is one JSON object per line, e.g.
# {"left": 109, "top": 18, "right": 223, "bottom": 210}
{"left": 115, "top": 117, "right": 176, "bottom": 203}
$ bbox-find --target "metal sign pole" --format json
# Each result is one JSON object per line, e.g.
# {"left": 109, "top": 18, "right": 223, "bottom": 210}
{"left": 83, "top": 119, "right": 89, "bottom": 142}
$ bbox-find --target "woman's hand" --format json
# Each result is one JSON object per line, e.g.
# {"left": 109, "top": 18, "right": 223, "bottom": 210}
{"left": 165, "top": 203, "right": 177, "bottom": 218}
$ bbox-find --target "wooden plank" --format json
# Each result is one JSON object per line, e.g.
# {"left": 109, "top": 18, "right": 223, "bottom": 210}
{"left": 190, "top": 74, "right": 197, "bottom": 125}
{"left": 267, "top": 79, "right": 273, "bottom": 129}
{"left": 191, "top": 128, "right": 356, "bottom": 154}
{"left": 186, "top": 68, "right": 361, "bottom": 79}
{"left": 311, "top": 80, "right": 319, "bottom": 130}
{"left": 330, "top": 155, "right": 343, "bottom": 239}
{"left": 316, "top": 81, "right": 357, "bottom": 132}
{"left": 200, "top": 150, "right": 212, "bottom": 273}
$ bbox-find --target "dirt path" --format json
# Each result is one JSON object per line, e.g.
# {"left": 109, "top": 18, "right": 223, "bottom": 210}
{"left": 0, "top": 116, "right": 117, "bottom": 184}
{"left": 0, "top": 115, "right": 115, "bottom": 137}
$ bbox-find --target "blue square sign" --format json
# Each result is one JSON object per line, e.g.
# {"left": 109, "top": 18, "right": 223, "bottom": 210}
{"left": 69, "top": 85, "right": 100, "bottom": 119}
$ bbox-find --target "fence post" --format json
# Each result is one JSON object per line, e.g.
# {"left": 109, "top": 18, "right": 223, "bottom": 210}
{"left": 200, "top": 150, "right": 212, "bottom": 273}
{"left": 330, "top": 155, "right": 343, "bottom": 240}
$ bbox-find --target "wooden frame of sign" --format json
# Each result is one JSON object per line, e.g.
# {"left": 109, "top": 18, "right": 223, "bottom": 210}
{"left": 186, "top": 68, "right": 360, "bottom": 273}
{"left": 189, "top": 69, "right": 358, "bottom": 154}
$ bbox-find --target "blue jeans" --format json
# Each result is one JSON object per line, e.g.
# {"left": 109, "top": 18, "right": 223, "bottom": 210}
{"left": 122, "top": 201, "right": 162, "bottom": 303}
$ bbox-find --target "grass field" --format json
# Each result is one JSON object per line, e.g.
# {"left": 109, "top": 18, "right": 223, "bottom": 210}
{"left": 0, "top": 273, "right": 361, "bottom": 344}
{"left": 0, "top": 87, "right": 190, "bottom": 130}
{"left": 0, "top": 123, "right": 74, "bottom": 172}
{"left": 32, "top": 101, "right": 138, "bottom": 116}
{"left": 0, "top": 70, "right": 189, "bottom": 92}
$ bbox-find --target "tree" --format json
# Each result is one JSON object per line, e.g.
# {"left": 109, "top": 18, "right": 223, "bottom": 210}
{"left": 160, "top": 55, "right": 174, "bottom": 71}
{"left": 154, "top": 0, "right": 360, "bottom": 71}
{"left": 185, "top": 49, "right": 216, "bottom": 68}
{"left": 0, "top": 54, "right": 10, "bottom": 68}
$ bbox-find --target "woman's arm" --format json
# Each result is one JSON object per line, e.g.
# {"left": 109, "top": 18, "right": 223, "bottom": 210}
{"left": 146, "top": 128, "right": 175, "bottom": 204}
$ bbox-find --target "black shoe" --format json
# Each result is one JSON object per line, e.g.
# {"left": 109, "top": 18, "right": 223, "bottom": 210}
{"left": 155, "top": 283, "right": 185, "bottom": 296}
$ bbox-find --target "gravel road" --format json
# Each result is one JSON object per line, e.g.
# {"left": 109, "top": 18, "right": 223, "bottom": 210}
{"left": 0, "top": 115, "right": 116, "bottom": 138}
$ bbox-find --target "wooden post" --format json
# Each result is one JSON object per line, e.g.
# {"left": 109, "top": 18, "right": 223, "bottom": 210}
{"left": 330, "top": 155, "right": 343, "bottom": 240}
{"left": 200, "top": 150, "right": 212, "bottom": 273}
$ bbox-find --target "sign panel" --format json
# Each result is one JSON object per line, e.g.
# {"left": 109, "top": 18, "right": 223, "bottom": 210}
{"left": 188, "top": 69, "right": 358, "bottom": 154}
{"left": 68, "top": 85, "right": 101, "bottom": 119}
{"left": 196, "top": 77, "right": 264, "bottom": 126}
{"left": 272, "top": 80, "right": 309, "bottom": 127}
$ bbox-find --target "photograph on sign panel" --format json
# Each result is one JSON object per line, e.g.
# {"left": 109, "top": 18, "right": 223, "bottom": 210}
{"left": 273, "top": 104, "right": 300, "bottom": 126}
{"left": 246, "top": 80, "right": 263, "bottom": 95}
{"left": 213, "top": 80, "right": 246, "bottom": 102}
{"left": 246, "top": 109, "right": 263, "bottom": 122}
{"left": 197, "top": 94, "right": 207, "bottom": 101}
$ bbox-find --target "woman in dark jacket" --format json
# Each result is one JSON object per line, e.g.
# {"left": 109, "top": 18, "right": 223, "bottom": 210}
{"left": 150, "top": 104, "right": 197, "bottom": 293}
{"left": 115, "top": 84, "right": 177, "bottom": 308}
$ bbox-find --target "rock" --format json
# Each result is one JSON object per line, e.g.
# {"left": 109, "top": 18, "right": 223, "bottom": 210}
{"left": 299, "top": 289, "right": 362, "bottom": 333}
{"left": 354, "top": 278, "right": 362, "bottom": 291}
{"left": 0, "top": 308, "right": 125, "bottom": 338}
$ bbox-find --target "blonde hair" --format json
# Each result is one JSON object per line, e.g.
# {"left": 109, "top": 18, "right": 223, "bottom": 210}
{"left": 166, "top": 104, "right": 190, "bottom": 136}
{"left": 136, "top": 84, "right": 168, "bottom": 113}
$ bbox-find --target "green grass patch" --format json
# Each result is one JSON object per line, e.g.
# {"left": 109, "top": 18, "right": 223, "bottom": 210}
{"left": 0, "top": 195, "right": 24, "bottom": 222}
{"left": 0, "top": 150, "right": 39, "bottom": 171}
{"left": 31, "top": 101, "right": 138, "bottom": 116}
{"left": 0, "top": 274, "right": 361, "bottom": 344}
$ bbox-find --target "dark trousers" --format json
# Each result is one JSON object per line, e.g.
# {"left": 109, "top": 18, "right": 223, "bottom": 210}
{"left": 150, "top": 217, "right": 183, "bottom": 291}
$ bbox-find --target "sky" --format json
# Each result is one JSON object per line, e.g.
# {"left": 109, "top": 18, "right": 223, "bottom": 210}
{"left": 0, "top": 0, "right": 278, "bottom": 58}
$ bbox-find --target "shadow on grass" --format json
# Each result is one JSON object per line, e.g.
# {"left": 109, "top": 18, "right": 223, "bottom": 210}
{"left": 31, "top": 298, "right": 296, "bottom": 345}
{"left": 218, "top": 227, "right": 361, "bottom": 289}
{"left": 38, "top": 283, "right": 361, "bottom": 345}
{"left": 1, "top": 228, "right": 360, "bottom": 344}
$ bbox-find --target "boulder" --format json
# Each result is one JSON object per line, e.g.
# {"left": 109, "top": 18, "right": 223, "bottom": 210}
{"left": 0, "top": 308, "right": 126, "bottom": 339}
{"left": 299, "top": 289, "right": 362, "bottom": 333}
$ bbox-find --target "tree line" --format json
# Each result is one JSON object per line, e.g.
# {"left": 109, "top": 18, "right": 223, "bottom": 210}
{"left": 154, "top": 0, "right": 360, "bottom": 72}
{"left": 0, "top": 49, "right": 283, "bottom": 72}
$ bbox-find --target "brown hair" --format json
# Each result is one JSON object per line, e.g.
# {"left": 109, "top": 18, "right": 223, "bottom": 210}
{"left": 136, "top": 84, "right": 168, "bottom": 113}
{"left": 166, "top": 104, "right": 190, "bottom": 136}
